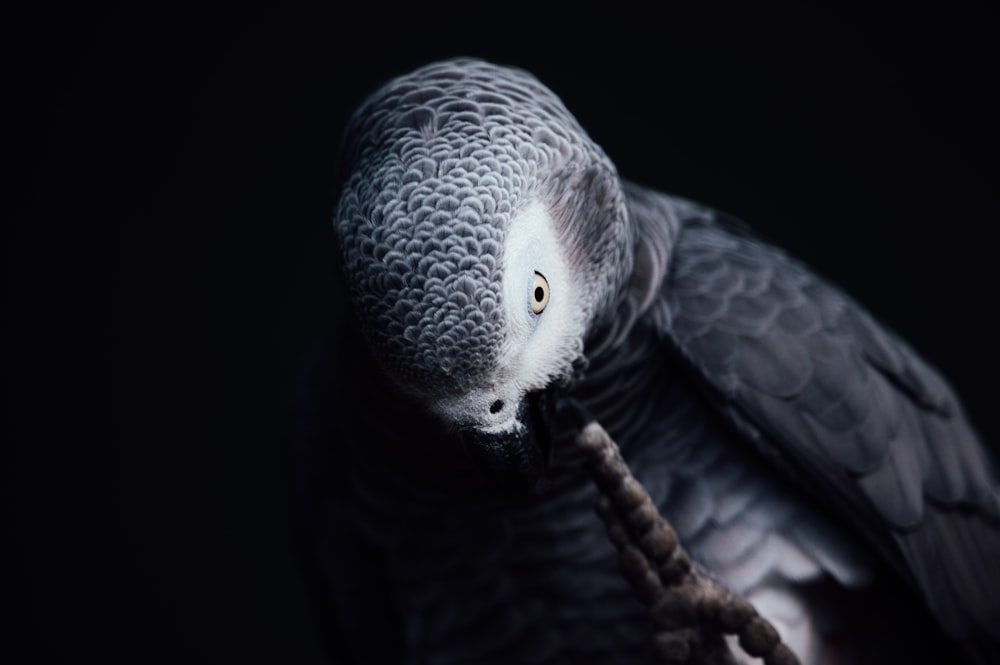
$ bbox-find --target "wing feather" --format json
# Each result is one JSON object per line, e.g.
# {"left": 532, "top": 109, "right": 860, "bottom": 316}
{"left": 620, "top": 181, "right": 1000, "bottom": 654}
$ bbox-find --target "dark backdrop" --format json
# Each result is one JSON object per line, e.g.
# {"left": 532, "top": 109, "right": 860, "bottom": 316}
{"left": 11, "top": 3, "right": 998, "bottom": 663}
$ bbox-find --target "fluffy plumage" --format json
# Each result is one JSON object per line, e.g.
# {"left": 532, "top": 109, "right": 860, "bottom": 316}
{"left": 291, "top": 58, "right": 1000, "bottom": 664}
{"left": 334, "top": 59, "right": 629, "bottom": 397}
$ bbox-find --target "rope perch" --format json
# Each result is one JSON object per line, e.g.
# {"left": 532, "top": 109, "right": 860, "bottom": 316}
{"left": 576, "top": 421, "right": 802, "bottom": 665}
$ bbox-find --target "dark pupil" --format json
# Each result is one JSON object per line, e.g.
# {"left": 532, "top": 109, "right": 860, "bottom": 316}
{"left": 534, "top": 286, "right": 545, "bottom": 302}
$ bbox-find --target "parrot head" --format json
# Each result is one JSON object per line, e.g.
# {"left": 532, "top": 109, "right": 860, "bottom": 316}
{"left": 333, "top": 59, "right": 633, "bottom": 492}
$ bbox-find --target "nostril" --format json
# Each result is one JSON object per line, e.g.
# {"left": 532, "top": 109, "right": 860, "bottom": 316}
{"left": 489, "top": 400, "right": 504, "bottom": 414}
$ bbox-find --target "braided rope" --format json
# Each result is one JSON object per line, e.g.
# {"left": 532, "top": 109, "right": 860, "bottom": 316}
{"left": 576, "top": 422, "right": 801, "bottom": 665}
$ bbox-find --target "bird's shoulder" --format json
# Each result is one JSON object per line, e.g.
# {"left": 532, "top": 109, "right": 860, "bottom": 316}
{"left": 615, "top": 181, "right": 1000, "bottom": 655}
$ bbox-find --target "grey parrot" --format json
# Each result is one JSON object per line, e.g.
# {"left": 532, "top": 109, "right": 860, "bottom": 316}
{"left": 291, "top": 58, "right": 1000, "bottom": 664}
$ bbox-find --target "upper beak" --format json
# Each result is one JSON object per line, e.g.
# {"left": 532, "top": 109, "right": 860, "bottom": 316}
{"left": 459, "top": 392, "right": 553, "bottom": 495}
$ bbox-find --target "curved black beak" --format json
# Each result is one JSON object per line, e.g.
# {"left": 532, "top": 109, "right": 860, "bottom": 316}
{"left": 459, "top": 392, "right": 554, "bottom": 495}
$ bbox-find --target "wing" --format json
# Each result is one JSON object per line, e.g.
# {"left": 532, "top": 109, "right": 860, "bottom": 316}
{"left": 620, "top": 181, "right": 1000, "bottom": 658}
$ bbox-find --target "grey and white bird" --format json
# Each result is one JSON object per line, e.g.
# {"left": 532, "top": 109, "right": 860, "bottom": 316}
{"left": 291, "top": 58, "right": 1000, "bottom": 664}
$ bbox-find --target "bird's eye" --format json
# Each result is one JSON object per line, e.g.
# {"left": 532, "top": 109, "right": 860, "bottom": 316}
{"left": 531, "top": 271, "right": 549, "bottom": 315}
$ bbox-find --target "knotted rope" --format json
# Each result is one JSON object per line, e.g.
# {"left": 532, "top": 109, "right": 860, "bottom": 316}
{"left": 576, "top": 421, "right": 801, "bottom": 665}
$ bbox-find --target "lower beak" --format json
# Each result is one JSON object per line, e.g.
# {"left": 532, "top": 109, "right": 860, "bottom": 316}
{"left": 459, "top": 393, "right": 553, "bottom": 495}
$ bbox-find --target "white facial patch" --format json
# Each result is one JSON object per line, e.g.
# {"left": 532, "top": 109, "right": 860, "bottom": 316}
{"left": 427, "top": 198, "right": 586, "bottom": 432}
{"left": 497, "top": 200, "right": 586, "bottom": 390}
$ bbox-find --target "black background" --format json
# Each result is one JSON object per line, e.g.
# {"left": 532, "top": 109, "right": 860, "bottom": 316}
{"left": 11, "top": 3, "right": 999, "bottom": 663}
